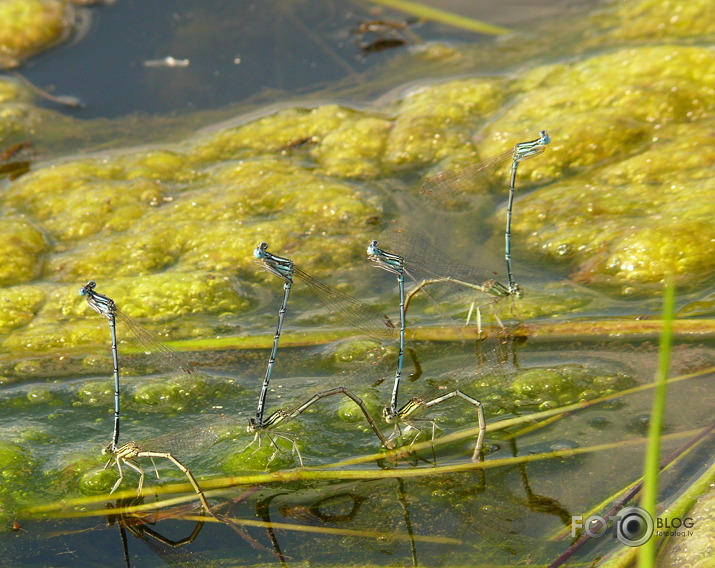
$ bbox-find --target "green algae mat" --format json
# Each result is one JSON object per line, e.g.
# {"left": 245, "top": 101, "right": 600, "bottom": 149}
{"left": 1, "top": 0, "right": 714, "bottom": 566}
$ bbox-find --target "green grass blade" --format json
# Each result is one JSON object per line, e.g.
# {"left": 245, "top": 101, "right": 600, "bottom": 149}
{"left": 639, "top": 278, "right": 676, "bottom": 567}
{"left": 365, "top": 0, "right": 511, "bottom": 35}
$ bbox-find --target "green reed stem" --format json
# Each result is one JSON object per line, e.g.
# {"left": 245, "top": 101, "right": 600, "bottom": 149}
{"left": 638, "top": 278, "right": 675, "bottom": 567}
{"left": 136, "top": 318, "right": 715, "bottom": 354}
{"left": 23, "top": 428, "right": 704, "bottom": 519}
{"left": 365, "top": 0, "right": 511, "bottom": 35}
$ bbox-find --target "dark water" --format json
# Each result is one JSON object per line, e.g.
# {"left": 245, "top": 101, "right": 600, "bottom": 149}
{"left": 20, "top": 0, "right": 602, "bottom": 119}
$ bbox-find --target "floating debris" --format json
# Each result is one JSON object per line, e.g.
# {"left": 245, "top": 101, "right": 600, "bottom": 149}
{"left": 11, "top": 71, "right": 83, "bottom": 108}
{"left": 143, "top": 56, "right": 190, "bottom": 68}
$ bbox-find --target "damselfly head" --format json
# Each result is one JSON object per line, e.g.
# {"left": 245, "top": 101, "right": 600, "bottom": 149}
{"left": 79, "top": 280, "right": 97, "bottom": 296}
{"left": 382, "top": 406, "right": 396, "bottom": 423}
{"left": 253, "top": 241, "right": 269, "bottom": 259}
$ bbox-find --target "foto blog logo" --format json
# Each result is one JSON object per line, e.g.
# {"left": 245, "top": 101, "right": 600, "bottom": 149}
{"left": 572, "top": 507, "right": 655, "bottom": 547}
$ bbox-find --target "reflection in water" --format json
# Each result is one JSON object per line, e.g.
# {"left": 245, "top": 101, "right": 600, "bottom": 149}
{"left": 9, "top": 327, "right": 712, "bottom": 566}
{"left": 105, "top": 479, "right": 431, "bottom": 566}
{"left": 24, "top": 361, "right": 713, "bottom": 567}
{"left": 254, "top": 478, "right": 421, "bottom": 566}
{"left": 108, "top": 497, "right": 209, "bottom": 568}
{"left": 243, "top": 466, "right": 568, "bottom": 566}
{"left": 37, "top": 470, "right": 559, "bottom": 566}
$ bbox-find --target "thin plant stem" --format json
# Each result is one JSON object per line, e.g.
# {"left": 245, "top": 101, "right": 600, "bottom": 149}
{"left": 131, "top": 317, "right": 715, "bottom": 354}
{"left": 365, "top": 0, "right": 511, "bottom": 35}
{"left": 23, "top": 428, "right": 704, "bottom": 518}
{"left": 639, "top": 278, "right": 676, "bottom": 568}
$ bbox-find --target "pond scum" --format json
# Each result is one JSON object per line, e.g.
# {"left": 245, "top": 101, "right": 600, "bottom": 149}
{"left": 1, "top": 0, "right": 715, "bottom": 566}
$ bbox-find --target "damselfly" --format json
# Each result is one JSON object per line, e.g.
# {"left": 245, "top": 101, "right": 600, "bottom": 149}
{"left": 420, "top": 130, "right": 550, "bottom": 295}
{"left": 250, "top": 242, "right": 395, "bottom": 444}
{"left": 79, "top": 280, "right": 194, "bottom": 451}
